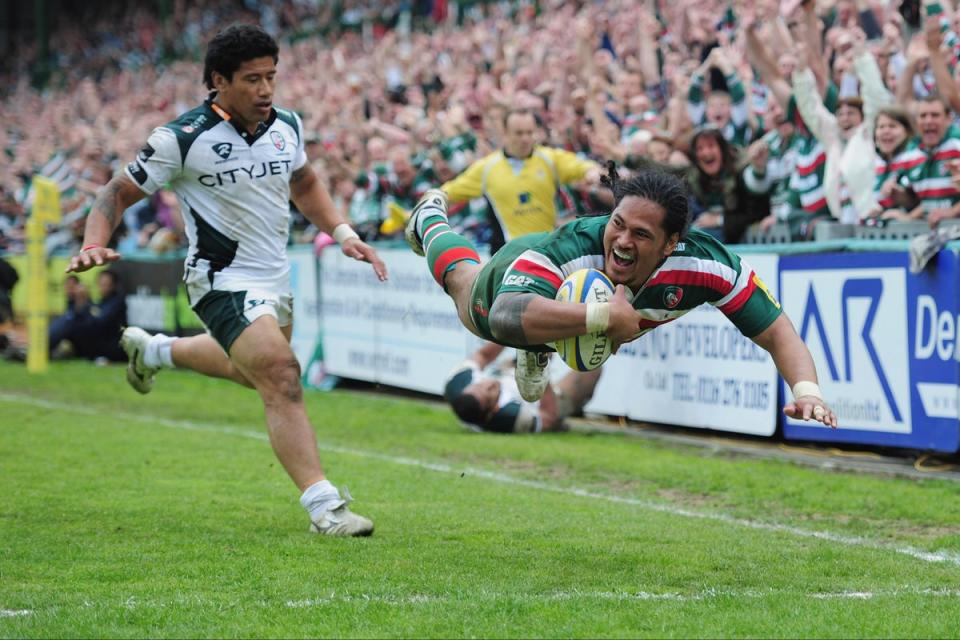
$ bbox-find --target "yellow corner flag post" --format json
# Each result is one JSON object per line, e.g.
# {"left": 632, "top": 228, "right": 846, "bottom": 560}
{"left": 26, "top": 177, "right": 61, "bottom": 374}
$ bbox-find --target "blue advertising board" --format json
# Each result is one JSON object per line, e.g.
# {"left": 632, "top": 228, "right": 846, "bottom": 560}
{"left": 779, "top": 250, "right": 960, "bottom": 452}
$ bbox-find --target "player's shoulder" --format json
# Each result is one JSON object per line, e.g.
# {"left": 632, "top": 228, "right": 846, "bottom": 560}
{"left": 157, "top": 102, "right": 222, "bottom": 160}
{"left": 160, "top": 103, "right": 219, "bottom": 137}
{"left": 675, "top": 228, "right": 740, "bottom": 266}
{"left": 272, "top": 106, "right": 302, "bottom": 144}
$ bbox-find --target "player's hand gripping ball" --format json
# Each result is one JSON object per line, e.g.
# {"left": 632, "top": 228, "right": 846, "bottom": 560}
{"left": 551, "top": 268, "right": 614, "bottom": 371}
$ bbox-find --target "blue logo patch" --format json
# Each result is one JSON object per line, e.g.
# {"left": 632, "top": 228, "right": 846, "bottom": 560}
{"left": 212, "top": 142, "right": 233, "bottom": 160}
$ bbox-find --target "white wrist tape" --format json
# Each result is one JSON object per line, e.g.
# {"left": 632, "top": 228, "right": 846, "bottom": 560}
{"left": 792, "top": 381, "right": 823, "bottom": 401}
{"left": 585, "top": 302, "right": 610, "bottom": 334}
{"left": 332, "top": 223, "right": 359, "bottom": 244}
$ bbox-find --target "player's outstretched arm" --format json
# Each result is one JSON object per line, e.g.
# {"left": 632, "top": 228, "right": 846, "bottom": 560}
{"left": 289, "top": 163, "right": 387, "bottom": 281}
{"left": 66, "top": 174, "right": 147, "bottom": 273}
{"left": 750, "top": 313, "right": 838, "bottom": 428}
{"left": 489, "top": 285, "right": 639, "bottom": 347}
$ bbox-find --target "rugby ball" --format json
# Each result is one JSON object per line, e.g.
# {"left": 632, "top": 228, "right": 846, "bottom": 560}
{"left": 552, "top": 268, "right": 614, "bottom": 371}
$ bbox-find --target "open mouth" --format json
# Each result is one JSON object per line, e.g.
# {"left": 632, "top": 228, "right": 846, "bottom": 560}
{"left": 611, "top": 247, "right": 635, "bottom": 269}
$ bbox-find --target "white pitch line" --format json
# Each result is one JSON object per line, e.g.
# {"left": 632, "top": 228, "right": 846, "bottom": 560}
{"left": 4, "top": 392, "right": 960, "bottom": 568}
{"left": 284, "top": 586, "right": 960, "bottom": 607}
{"left": 0, "top": 610, "right": 32, "bottom": 618}
{"left": 6, "top": 587, "right": 960, "bottom": 617}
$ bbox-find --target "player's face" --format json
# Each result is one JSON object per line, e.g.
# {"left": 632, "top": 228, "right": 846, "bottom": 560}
{"left": 464, "top": 378, "right": 500, "bottom": 418}
{"left": 215, "top": 56, "right": 277, "bottom": 126}
{"left": 603, "top": 196, "right": 679, "bottom": 291}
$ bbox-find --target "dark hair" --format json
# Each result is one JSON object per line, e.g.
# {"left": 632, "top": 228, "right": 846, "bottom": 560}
{"left": 874, "top": 106, "right": 916, "bottom": 145}
{"left": 450, "top": 393, "right": 486, "bottom": 425}
{"left": 837, "top": 96, "right": 864, "bottom": 117}
{"left": 600, "top": 162, "right": 691, "bottom": 239}
{"left": 203, "top": 25, "right": 279, "bottom": 90}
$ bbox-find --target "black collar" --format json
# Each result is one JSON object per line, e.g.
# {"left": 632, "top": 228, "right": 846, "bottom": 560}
{"left": 205, "top": 95, "right": 277, "bottom": 146}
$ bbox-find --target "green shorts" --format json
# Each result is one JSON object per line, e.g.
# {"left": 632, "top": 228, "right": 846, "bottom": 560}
{"left": 466, "top": 238, "right": 552, "bottom": 352}
{"left": 191, "top": 288, "right": 293, "bottom": 353}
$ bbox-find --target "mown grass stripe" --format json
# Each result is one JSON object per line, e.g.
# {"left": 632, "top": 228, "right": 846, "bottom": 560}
{"left": 3, "top": 391, "right": 959, "bottom": 569}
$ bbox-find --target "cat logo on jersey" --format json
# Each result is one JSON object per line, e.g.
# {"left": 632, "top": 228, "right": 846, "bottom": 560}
{"left": 663, "top": 286, "right": 683, "bottom": 309}
{"left": 270, "top": 131, "right": 286, "bottom": 151}
{"left": 472, "top": 298, "right": 489, "bottom": 318}
{"left": 752, "top": 273, "right": 780, "bottom": 308}
{"left": 212, "top": 142, "right": 233, "bottom": 160}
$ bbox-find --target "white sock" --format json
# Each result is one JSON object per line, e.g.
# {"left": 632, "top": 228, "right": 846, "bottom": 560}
{"left": 300, "top": 479, "right": 342, "bottom": 520}
{"left": 143, "top": 334, "right": 176, "bottom": 369}
{"left": 416, "top": 200, "right": 448, "bottom": 238}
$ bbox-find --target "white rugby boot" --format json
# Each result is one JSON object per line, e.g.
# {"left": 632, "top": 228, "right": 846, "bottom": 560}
{"left": 120, "top": 327, "right": 159, "bottom": 395}
{"left": 515, "top": 350, "right": 550, "bottom": 402}
{"left": 405, "top": 189, "right": 448, "bottom": 256}
{"left": 308, "top": 487, "right": 374, "bottom": 537}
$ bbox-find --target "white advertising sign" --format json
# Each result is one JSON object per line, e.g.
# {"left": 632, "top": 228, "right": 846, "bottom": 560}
{"left": 288, "top": 246, "right": 322, "bottom": 371}
{"left": 585, "top": 254, "right": 781, "bottom": 435}
{"left": 320, "top": 247, "right": 485, "bottom": 394}
{"left": 780, "top": 266, "right": 911, "bottom": 432}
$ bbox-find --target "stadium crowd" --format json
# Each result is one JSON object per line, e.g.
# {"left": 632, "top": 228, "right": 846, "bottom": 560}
{"left": 5, "top": 0, "right": 960, "bottom": 256}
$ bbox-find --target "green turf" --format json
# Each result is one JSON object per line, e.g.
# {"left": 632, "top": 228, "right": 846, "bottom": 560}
{"left": 2, "top": 361, "right": 959, "bottom": 638}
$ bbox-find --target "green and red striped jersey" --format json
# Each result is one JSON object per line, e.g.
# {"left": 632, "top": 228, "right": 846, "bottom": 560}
{"left": 490, "top": 215, "right": 782, "bottom": 340}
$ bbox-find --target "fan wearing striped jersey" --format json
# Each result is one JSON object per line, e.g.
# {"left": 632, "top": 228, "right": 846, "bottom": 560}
{"left": 66, "top": 25, "right": 386, "bottom": 537}
{"left": 406, "top": 167, "right": 838, "bottom": 428}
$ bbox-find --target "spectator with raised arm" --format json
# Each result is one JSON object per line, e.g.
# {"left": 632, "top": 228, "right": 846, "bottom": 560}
{"left": 791, "top": 30, "right": 894, "bottom": 222}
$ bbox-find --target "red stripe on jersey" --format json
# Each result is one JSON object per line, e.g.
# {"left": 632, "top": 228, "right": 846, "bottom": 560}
{"left": 796, "top": 153, "right": 826, "bottom": 176}
{"left": 646, "top": 269, "right": 733, "bottom": 296}
{"left": 934, "top": 149, "right": 960, "bottom": 161}
{"left": 719, "top": 272, "right": 757, "bottom": 315}
{"left": 803, "top": 196, "right": 828, "bottom": 212}
{"left": 432, "top": 246, "right": 480, "bottom": 284}
{"left": 890, "top": 156, "right": 926, "bottom": 171}
{"left": 916, "top": 187, "right": 960, "bottom": 199}
{"left": 512, "top": 259, "right": 563, "bottom": 288}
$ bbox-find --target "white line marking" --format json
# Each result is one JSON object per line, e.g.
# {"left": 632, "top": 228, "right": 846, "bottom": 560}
{"left": 6, "top": 587, "right": 960, "bottom": 616}
{"left": 280, "top": 586, "right": 960, "bottom": 607}
{"left": 4, "top": 392, "right": 960, "bottom": 568}
{"left": 0, "top": 610, "right": 32, "bottom": 618}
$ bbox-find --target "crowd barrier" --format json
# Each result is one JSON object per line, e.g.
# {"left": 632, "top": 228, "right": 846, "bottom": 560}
{"left": 320, "top": 240, "right": 960, "bottom": 453}
{"left": 8, "top": 239, "right": 959, "bottom": 453}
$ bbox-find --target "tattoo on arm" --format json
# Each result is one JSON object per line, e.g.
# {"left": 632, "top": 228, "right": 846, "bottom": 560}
{"left": 90, "top": 179, "right": 123, "bottom": 229}
{"left": 290, "top": 165, "right": 310, "bottom": 185}
{"left": 489, "top": 293, "right": 534, "bottom": 345}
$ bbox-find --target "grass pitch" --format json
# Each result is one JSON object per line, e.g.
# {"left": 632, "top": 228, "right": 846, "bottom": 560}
{"left": 2, "top": 360, "right": 960, "bottom": 638}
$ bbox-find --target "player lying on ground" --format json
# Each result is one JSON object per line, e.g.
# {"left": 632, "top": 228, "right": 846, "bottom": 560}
{"left": 445, "top": 342, "right": 603, "bottom": 433}
{"left": 66, "top": 25, "right": 386, "bottom": 536}
{"left": 405, "top": 168, "right": 837, "bottom": 427}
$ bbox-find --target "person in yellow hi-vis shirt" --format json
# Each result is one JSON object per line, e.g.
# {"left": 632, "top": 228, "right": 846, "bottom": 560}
{"left": 440, "top": 108, "right": 604, "bottom": 400}
{"left": 442, "top": 108, "right": 603, "bottom": 251}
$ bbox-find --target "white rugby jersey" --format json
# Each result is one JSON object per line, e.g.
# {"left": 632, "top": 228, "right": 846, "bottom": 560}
{"left": 124, "top": 98, "right": 307, "bottom": 293}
